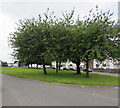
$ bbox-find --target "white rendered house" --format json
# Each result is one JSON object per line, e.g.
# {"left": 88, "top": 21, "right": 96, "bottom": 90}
{"left": 52, "top": 59, "right": 120, "bottom": 70}
{"left": 93, "top": 59, "right": 120, "bottom": 69}
{"left": 52, "top": 60, "right": 84, "bottom": 70}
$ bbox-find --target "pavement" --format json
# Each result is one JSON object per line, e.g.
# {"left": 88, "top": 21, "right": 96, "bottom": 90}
{"left": 92, "top": 72, "right": 119, "bottom": 77}
{"left": 2, "top": 74, "right": 119, "bottom": 106}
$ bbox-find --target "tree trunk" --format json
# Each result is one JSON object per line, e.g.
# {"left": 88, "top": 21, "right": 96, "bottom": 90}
{"left": 76, "top": 62, "right": 81, "bottom": 74}
{"left": 31, "top": 64, "right": 32, "bottom": 68}
{"left": 86, "top": 57, "right": 89, "bottom": 78}
{"left": 43, "top": 59, "right": 47, "bottom": 75}
{"left": 36, "top": 64, "right": 38, "bottom": 69}
{"left": 28, "top": 64, "right": 30, "bottom": 68}
{"left": 18, "top": 62, "right": 21, "bottom": 67}
{"left": 58, "top": 61, "right": 61, "bottom": 70}
{"left": 56, "top": 60, "right": 58, "bottom": 73}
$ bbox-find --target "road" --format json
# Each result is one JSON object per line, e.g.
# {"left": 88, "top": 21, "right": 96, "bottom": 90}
{"left": 2, "top": 74, "right": 118, "bottom": 106}
{"left": 0, "top": 74, "right": 2, "bottom": 107}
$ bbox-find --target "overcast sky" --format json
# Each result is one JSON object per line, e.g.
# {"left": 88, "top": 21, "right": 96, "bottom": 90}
{"left": 0, "top": 0, "right": 119, "bottom": 63}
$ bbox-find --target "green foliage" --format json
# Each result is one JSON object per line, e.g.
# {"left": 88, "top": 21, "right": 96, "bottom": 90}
{"left": 1, "top": 61, "right": 8, "bottom": 67}
{"left": 9, "top": 6, "right": 119, "bottom": 77}
{"left": 78, "top": 6, "right": 119, "bottom": 77}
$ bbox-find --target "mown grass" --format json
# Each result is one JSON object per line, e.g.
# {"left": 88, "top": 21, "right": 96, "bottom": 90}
{"left": 0, "top": 67, "right": 2, "bottom": 73}
{"left": 2, "top": 67, "right": 119, "bottom": 86}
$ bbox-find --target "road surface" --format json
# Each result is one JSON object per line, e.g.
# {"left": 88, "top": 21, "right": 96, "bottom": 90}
{"left": 0, "top": 74, "right": 2, "bottom": 107}
{"left": 2, "top": 74, "right": 118, "bottom": 106}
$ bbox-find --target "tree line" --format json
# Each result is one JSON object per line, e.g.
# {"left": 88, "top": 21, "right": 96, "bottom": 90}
{"left": 10, "top": 6, "right": 120, "bottom": 78}
{"left": 1, "top": 61, "right": 8, "bottom": 67}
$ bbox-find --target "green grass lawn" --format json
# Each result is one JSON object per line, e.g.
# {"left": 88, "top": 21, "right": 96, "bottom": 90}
{"left": 0, "top": 67, "right": 2, "bottom": 74}
{"left": 2, "top": 67, "right": 119, "bottom": 86}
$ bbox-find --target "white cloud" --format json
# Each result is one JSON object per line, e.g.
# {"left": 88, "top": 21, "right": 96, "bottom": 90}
{"left": 0, "top": 0, "right": 119, "bottom": 2}
{"left": 0, "top": 10, "right": 15, "bottom": 62}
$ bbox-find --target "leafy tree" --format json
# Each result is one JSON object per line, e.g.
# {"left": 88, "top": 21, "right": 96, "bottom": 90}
{"left": 1, "top": 61, "right": 8, "bottom": 67}
{"left": 10, "top": 12, "right": 52, "bottom": 74}
{"left": 82, "top": 6, "right": 119, "bottom": 77}
{"left": 61, "top": 9, "right": 83, "bottom": 74}
{"left": 9, "top": 7, "right": 119, "bottom": 78}
{"left": 48, "top": 21, "right": 69, "bottom": 73}
{"left": 44, "top": 10, "right": 72, "bottom": 73}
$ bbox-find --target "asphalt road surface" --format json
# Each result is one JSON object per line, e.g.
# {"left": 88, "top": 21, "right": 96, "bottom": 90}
{"left": 0, "top": 74, "right": 2, "bottom": 107}
{"left": 2, "top": 74, "right": 118, "bottom": 106}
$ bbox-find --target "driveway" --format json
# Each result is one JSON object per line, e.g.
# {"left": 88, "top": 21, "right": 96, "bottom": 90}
{"left": 2, "top": 74, "right": 118, "bottom": 106}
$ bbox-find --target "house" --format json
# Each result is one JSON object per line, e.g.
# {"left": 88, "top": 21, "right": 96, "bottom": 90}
{"left": 52, "top": 59, "right": 120, "bottom": 72}
{"left": 93, "top": 59, "right": 120, "bottom": 69}
{"left": 8, "top": 61, "right": 19, "bottom": 67}
{"left": 52, "top": 60, "right": 84, "bottom": 70}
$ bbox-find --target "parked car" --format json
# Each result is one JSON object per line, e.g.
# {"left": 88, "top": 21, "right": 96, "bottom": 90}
{"left": 63, "top": 67, "right": 69, "bottom": 70}
{"left": 52, "top": 67, "right": 56, "bottom": 69}
{"left": 69, "top": 68, "right": 76, "bottom": 71}
{"left": 82, "top": 68, "right": 92, "bottom": 72}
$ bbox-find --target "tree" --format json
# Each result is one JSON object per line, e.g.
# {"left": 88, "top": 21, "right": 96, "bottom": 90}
{"left": 61, "top": 9, "right": 84, "bottom": 74}
{"left": 82, "top": 6, "right": 119, "bottom": 77}
{"left": 48, "top": 21, "right": 69, "bottom": 73}
{"left": 10, "top": 12, "right": 53, "bottom": 74}
{"left": 10, "top": 18, "right": 38, "bottom": 68}
{"left": 1, "top": 61, "right": 8, "bottom": 67}
{"left": 9, "top": 7, "right": 119, "bottom": 78}
{"left": 44, "top": 10, "right": 72, "bottom": 73}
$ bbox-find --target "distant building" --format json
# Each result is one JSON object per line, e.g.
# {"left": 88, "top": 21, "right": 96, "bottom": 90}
{"left": 8, "top": 61, "right": 19, "bottom": 67}
{"left": 93, "top": 59, "right": 120, "bottom": 69}
{"left": 52, "top": 59, "right": 120, "bottom": 70}
{"left": 52, "top": 60, "right": 85, "bottom": 70}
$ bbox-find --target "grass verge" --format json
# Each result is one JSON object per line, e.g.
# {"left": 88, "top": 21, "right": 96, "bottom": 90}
{"left": 0, "top": 67, "right": 2, "bottom": 74}
{"left": 2, "top": 67, "right": 119, "bottom": 86}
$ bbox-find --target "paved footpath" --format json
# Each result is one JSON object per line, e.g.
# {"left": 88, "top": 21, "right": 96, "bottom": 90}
{"left": 92, "top": 72, "right": 119, "bottom": 77}
{"left": 2, "top": 74, "right": 118, "bottom": 106}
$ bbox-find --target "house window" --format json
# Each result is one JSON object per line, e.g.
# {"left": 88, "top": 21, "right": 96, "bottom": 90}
{"left": 102, "top": 64, "right": 106, "bottom": 67}
{"left": 96, "top": 64, "right": 99, "bottom": 67}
